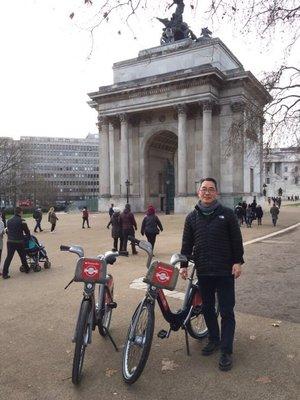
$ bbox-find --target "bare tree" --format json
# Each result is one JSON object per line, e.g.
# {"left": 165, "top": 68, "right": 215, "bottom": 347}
{"left": 0, "top": 138, "right": 21, "bottom": 205}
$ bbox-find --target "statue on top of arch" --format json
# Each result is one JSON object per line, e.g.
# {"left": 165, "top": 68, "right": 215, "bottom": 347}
{"left": 157, "top": 0, "right": 197, "bottom": 45}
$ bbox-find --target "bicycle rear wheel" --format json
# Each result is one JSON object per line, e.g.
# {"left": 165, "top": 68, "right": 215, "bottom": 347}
{"left": 186, "top": 292, "right": 219, "bottom": 340}
{"left": 122, "top": 300, "right": 154, "bottom": 384}
{"left": 72, "top": 300, "right": 92, "bottom": 384}
{"left": 98, "top": 278, "right": 114, "bottom": 337}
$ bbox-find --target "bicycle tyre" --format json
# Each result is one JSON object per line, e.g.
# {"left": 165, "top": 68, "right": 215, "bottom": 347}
{"left": 98, "top": 278, "right": 114, "bottom": 337}
{"left": 186, "top": 293, "right": 219, "bottom": 340}
{"left": 122, "top": 300, "right": 155, "bottom": 384}
{"left": 72, "top": 300, "right": 92, "bottom": 385}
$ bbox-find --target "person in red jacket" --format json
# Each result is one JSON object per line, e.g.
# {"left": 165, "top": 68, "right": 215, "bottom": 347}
{"left": 82, "top": 207, "right": 90, "bottom": 228}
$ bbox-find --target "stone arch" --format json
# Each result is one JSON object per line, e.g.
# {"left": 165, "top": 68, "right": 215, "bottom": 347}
{"left": 143, "top": 130, "right": 178, "bottom": 212}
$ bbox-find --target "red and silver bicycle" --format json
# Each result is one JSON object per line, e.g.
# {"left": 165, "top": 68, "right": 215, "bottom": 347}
{"left": 60, "top": 244, "right": 119, "bottom": 384}
{"left": 122, "top": 236, "right": 218, "bottom": 384}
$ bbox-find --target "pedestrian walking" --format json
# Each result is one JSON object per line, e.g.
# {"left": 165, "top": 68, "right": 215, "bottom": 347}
{"left": 1, "top": 207, "right": 7, "bottom": 228}
{"left": 180, "top": 178, "right": 244, "bottom": 371}
{"left": 82, "top": 206, "right": 90, "bottom": 228}
{"left": 33, "top": 207, "right": 43, "bottom": 232}
{"left": 119, "top": 203, "right": 138, "bottom": 256}
{"left": 2, "top": 207, "right": 30, "bottom": 279}
{"left": 245, "top": 204, "right": 254, "bottom": 228}
{"left": 270, "top": 203, "right": 280, "bottom": 227}
{"left": 255, "top": 205, "right": 263, "bottom": 225}
{"left": 109, "top": 203, "right": 114, "bottom": 218}
{"left": 141, "top": 205, "right": 163, "bottom": 252}
{"left": 0, "top": 214, "right": 5, "bottom": 275}
{"left": 48, "top": 207, "right": 58, "bottom": 233}
{"left": 234, "top": 203, "right": 244, "bottom": 226}
{"left": 107, "top": 207, "right": 123, "bottom": 251}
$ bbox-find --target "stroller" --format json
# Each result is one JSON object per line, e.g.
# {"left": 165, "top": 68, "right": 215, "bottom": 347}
{"left": 20, "top": 235, "right": 51, "bottom": 272}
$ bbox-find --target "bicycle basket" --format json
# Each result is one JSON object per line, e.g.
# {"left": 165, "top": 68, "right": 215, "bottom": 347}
{"left": 143, "top": 261, "right": 179, "bottom": 291}
{"left": 74, "top": 258, "right": 106, "bottom": 284}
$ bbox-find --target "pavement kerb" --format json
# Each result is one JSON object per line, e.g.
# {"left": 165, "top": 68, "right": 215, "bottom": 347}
{"left": 243, "top": 221, "right": 300, "bottom": 246}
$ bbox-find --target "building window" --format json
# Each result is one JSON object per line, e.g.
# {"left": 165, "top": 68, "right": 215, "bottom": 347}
{"left": 250, "top": 168, "right": 254, "bottom": 192}
{"left": 284, "top": 177, "right": 288, "bottom": 180}
{"left": 284, "top": 166, "right": 288, "bottom": 172}
{"left": 295, "top": 177, "right": 299, "bottom": 184}
{"left": 274, "top": 162, "right": 281, "bottom": 175}
{"left": 295, "top": 166, "right": 299, "bottom": 172}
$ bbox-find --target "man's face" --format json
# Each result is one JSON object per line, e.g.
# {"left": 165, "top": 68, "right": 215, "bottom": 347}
{"left": 198, "top": 180, "right": 218, "bottom": 205}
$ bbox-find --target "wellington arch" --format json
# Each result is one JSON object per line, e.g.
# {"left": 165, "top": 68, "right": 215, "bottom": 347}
{"left": 88, "top": 36, "right": 271, "bottom": 212}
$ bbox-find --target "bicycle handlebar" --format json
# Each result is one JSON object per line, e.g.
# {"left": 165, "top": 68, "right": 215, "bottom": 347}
{"left": 60, "top": 245, "right": 71, "bottom": 252}
{"left": 128, "top": 236, "right": 140, "bottom": 246}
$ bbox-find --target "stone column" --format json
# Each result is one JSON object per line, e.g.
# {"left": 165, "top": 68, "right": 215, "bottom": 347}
{"left": 97, "top": 115, "right": 110, "bottom": 196}
{"left": 202, "top": 101, "right": 213, "bottom": 178}
{"left": 177, "top": 104, "right": 187, "bottom": 195}
{"left": 108, "top": 119, "right": 117, "bottom": 196}
{"left": 119, "top": 113, "right": 129, "bottom": 196}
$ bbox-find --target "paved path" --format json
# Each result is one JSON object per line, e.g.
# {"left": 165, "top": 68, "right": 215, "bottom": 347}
{"left": 0, "top": 205, "right": 299, "bottom": 400}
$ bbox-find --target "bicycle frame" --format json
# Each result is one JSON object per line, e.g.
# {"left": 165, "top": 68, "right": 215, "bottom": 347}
{"left": 141, "top": 264, "right": 201, "bottom": 332}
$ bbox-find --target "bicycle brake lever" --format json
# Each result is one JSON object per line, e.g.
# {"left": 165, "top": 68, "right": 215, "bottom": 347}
{"left": 64, "top": 278, "right": 74, "bottom": 290}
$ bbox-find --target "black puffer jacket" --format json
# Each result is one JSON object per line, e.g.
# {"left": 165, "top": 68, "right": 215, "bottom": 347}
{"left": 141, "top": 214, "right": 163, "bottom": 236}
{"left": 180, "top": 203, "right": 244, "bottom": 276}
{"left": 7, "top": 214, "right": 30, "bottom": 243}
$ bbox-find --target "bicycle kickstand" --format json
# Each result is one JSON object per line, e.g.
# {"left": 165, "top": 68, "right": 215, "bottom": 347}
{"left": 103, "top": 327, "right": 119, "bottom": 352}
{"left": 184, "top": 327, "right": 191, "bottom": 356}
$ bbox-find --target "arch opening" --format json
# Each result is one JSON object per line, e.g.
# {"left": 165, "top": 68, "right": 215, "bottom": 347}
{"left": 144, "top": 130, "right": 178, "bottom": 212}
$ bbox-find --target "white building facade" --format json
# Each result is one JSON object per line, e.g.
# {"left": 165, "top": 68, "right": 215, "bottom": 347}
{"left": 263, "top": 147, "right": 300, "bottom": 198}
{"left": 89, "top": 38, "right": 271, "bottom": 212}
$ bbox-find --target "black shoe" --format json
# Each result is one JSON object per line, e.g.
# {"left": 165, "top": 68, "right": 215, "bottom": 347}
{"left": 202, "top": 341, "right": 220, "bottom": 356}
{"left": 24, "top": 268, "right": 30, "bottom": 274}
{"left": 219, "top": 353, "right": 232, "bottom": 371}
{"left": 3, "top": 275, "right": 11, "bottom": 279}
{"left": 132, "top": 251, "right": 138, "bottom": 255}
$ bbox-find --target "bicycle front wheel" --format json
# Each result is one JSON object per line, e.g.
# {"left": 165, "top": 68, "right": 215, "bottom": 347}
{"left": 122, "top": 300, "right": 154, "bottom": 384}
{"left": 72, "top": 300, "right": 92, "bottom": 385}
{"left": 98, "top": 278, "right": 114, "bottom": 337}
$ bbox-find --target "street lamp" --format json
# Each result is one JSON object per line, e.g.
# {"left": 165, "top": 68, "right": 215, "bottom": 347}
{"left": 165, "top": 179, "right": 170, "bottom": 215}
{"left": 125, "top": 179, "right": 130, "bottom": 204}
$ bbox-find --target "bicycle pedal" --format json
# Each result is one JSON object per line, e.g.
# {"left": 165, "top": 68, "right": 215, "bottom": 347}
{"left": 157, "top": 329, "right": 168, "bottom": 339}
{"left": 108, "top": 302, "right": 117, "bottom": 309}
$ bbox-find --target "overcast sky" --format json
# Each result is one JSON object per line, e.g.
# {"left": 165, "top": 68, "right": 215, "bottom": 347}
{"left": 0, "top": 0, "right": 290, "bottom": 140}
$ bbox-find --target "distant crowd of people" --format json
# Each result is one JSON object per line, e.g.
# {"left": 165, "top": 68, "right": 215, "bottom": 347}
{"left": 234, "top": 199, "right": 280, "bottom": 228}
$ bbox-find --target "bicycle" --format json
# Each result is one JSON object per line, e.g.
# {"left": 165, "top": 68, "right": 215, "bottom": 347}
{"left": 60, "top": 244, "right": 119, "bottom": 385}
{"left": 122, "top": 236, "right": 218, "bottom": 384}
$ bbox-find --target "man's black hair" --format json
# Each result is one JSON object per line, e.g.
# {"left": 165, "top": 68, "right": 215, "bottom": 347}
{"left": 200, "top": 177, "right": 218, "bottom": 190}
{"left": 15, "top": 206, "right": 23, "bottom": 215}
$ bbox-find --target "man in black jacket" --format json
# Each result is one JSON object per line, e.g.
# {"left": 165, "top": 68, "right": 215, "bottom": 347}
{"left": 2, "top": 207, "right": 30, "bottom": 279}
{"left": 180, "top": 178, "right": 244, "bottom": 371}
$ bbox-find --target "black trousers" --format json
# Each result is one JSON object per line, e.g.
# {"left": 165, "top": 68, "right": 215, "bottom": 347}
{"left": 145, "top": 233, "right": 157, "bottom": 251}
{"left": 113, "top": 236, "right": 123, "bottom": 252}
{"left": 51, "top": 223, "right": 56, "bottom": 232}
{"left": 82, "top": 217, "right": 90, "bottom": 228}
{"left": 34, "top": 219, "right": 42, "bottom": 232}
{"left": 198, "top": 275, "right": 235, "bottom": 354}
{"left": 2, "top": 242, "right": 29, "bottom": 277}
{"left": 121, "top": 229, "right": 137, "bottom": 253}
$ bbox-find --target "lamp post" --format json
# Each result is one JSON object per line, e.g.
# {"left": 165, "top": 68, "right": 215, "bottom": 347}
{"left": 165, "top": 179, "right": 170, "bottom": 215}
{"left": 125, "top": 179, "right": 130, "bottom": 204}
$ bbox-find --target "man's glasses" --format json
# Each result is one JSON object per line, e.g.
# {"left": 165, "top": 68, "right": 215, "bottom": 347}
{"left": 199, "top": 188, "right": 216, "bottom": 194}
